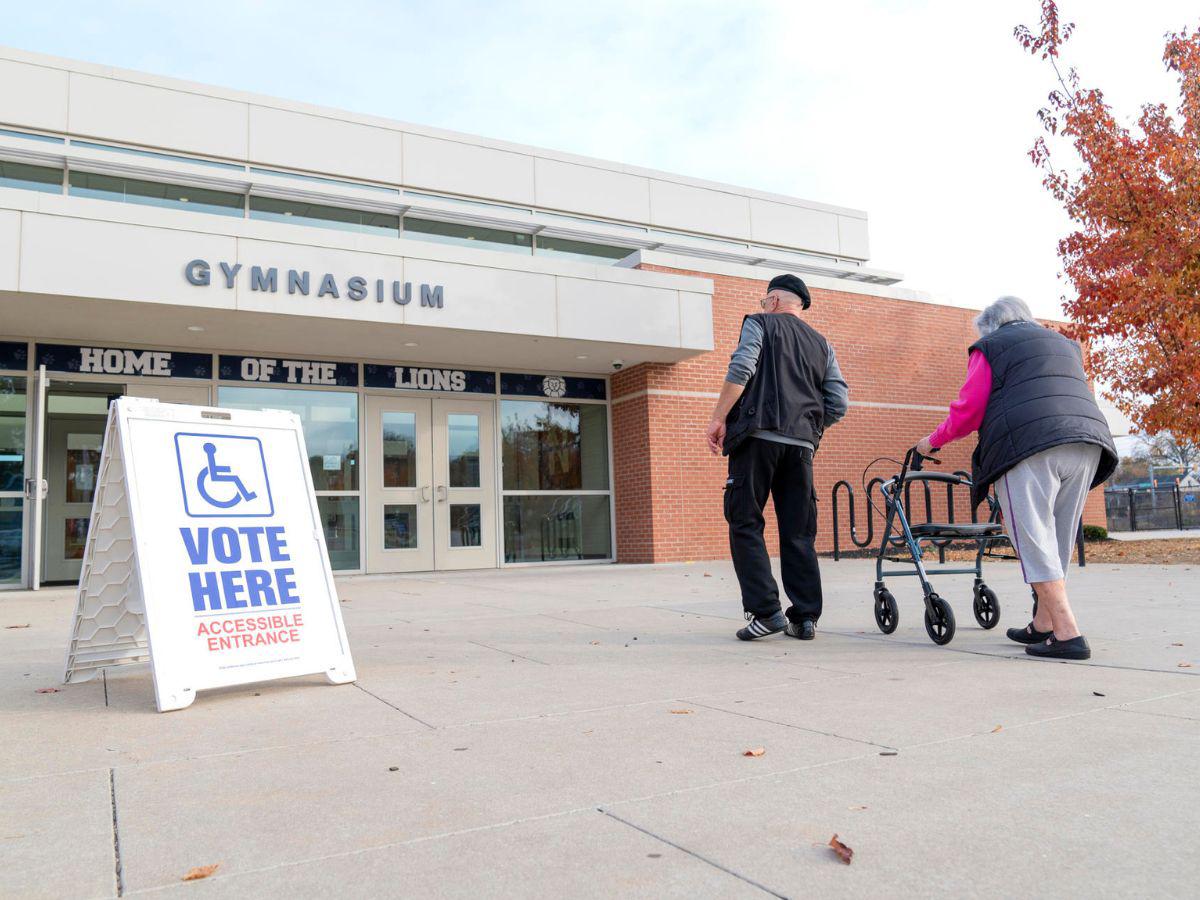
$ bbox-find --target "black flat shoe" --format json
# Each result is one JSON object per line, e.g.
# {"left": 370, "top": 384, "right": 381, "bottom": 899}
{"left": 785, "top": 619, "right": 816, "bottom": 640}
{"left": 1026, "top": 635, "right": 1091, "bottom": 660}
{"left": 1006, "top": 622, "right": 1052, "bottom": 645}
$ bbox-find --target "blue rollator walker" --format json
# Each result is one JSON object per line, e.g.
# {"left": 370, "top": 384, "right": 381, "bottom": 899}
{"left": 871, "top": 446, "right": 1012, "bottom": 645}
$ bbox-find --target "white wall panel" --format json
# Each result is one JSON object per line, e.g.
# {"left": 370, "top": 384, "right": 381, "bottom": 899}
{"left": 248, "top": 106, "right": 402, "bottom": 184}
{"left": 233, "top": 239, "right": 406, "bottom": 325}
{"left": 0, "top": 210, "right": 20, "bottom": 291}
{"left": 838, "top": 215, "right": 870, "bottom": 260}
{"left": 0, "top": 60, "right": 68, "bottom": 133}
{"left": 402, "top": 257, "right": 556, "bottom": 334}
{"left": 750, "top": 199, "right": 840, "bottom": 255}
{"left": 678, "top": 290, "right": 714, "bottom": 352}
{"left": 649, "top": 180, "right": 751, "bottom": 238}
{"left": 67, "top": 74, "right": 248, "bottom": 160}
{"left": 557, "top": 278, "right": 679, "bottom": 347}
{"left": 534, "top": 158, "right": 650, "bottom": 222}
{"left": 18, "top": 214, "right": 238, "bottom": 308}
{"left": 402, "top": 134, "right": 535, "bottom": 205}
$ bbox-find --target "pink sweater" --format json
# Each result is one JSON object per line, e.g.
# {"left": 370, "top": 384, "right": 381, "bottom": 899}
{"left": 928, "top": 350, "right": 992, "bottom": 449}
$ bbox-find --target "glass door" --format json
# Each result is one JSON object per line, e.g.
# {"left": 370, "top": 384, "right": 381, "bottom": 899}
{"left": 432, "top": 398, "right": 496, "bottom": 571}
{"left": 365, "top": 396, "right": 433, "bottom": 572}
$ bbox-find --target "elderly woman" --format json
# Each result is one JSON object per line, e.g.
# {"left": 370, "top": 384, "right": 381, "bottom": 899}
{"left": 916, "top": 297, "right": 1117, "bottom": 660}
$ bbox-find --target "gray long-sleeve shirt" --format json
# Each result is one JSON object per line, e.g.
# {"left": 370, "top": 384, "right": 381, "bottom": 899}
{"left": 725, "top": 316, "right": 849, "bottom": 448}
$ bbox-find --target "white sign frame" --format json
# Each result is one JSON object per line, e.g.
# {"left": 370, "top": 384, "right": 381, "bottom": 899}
{"left": 63, "top": 398, "right": 355, "bottom": 711}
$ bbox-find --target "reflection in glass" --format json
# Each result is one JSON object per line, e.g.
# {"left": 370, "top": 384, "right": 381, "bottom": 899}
{"left": 0, "top": 497, "right": 21, "bottom": 585}
{"left": 450, "top": 504, "right": 482, "bottom": 547}
{"left": 317, "top": 496, "right": 360, "bottom": 570}
{"left": 503, "top": 495, "right": 611, "bottom": 563}
{"left": 250, "top": 196, "right": 399, "bottom": 237}
{"left": 383, "top": 504, "right": 418, "bottom": 550}
{"left": 533, "top": 236, "right": 631, "bottom": 264}
{"left": 219, "top": 387, "right": 359, "bottom": 491}
{"left": 64, "top": 517, "right": 89, "bottom": 560}
{"left": 0, "top": 161, "right": 62, "bottom": 193}
{"left": 447, "top": 414, "right": 480, "bottom": 487}
{"left": 382, "top": 413, "right": 417, "bottom": 488}
{"left": 403, "top": 218, "right": 532, "bottom": 254}
{"left": 65, "top": 433, "right": 102, "bottom": 503}
{"left": 501, "top": 401, "right": 609, "bottom": 491}
{"left": 0, "top": 378, "right": 27, "bottom": 492}
{"left": 69, "top": 171, "right": 244, "bottom": 216}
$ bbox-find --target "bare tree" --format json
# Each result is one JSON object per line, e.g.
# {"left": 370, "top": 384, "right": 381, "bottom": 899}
{"left": 1142, "top": 433, "right": 1200, "bottom": 472}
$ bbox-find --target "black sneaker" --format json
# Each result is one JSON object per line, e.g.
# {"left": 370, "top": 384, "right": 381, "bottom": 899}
{"left": 785, "top": 619, "right": 816, "bottom": 640}
{"left": 736, "top": 612, "right": 787, "bottom": 641}
{"left": 1006, "top": 622, "right": 1052, "bottom": 645}
{"left": 1025, "top": 635, "right": 1091, "bottom": 660}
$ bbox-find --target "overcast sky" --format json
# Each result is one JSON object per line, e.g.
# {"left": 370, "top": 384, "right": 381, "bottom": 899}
{"left": 5, "top": 0, "right": 1193, "bottom": 434}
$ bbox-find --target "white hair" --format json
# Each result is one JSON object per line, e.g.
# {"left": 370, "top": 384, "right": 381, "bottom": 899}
{"left": 974, "top": 296, "right": 1034, "bottom": 337}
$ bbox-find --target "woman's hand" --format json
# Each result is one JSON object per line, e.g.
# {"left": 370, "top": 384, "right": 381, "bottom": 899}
{"left": 706, "top": 419, "right": 726, "bottom": 455}
{"left": 916, "top": 435, "right": 934, "bottom": 457}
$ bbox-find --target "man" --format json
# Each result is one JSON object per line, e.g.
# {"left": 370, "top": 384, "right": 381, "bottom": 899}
{"left": 706, "top": 274, "right": 849, "bottom": 641}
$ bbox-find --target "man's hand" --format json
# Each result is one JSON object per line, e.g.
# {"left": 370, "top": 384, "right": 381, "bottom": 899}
{"left": 916, "top": 435, "right": 934, "bottom": 457}
{"left": 706, "top": 418, "right": 726, "bottom": 455}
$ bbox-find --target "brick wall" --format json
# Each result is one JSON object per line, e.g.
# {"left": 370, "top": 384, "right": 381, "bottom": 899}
{"left": 611, "top": 265, "right": 1109, "bottom": 564}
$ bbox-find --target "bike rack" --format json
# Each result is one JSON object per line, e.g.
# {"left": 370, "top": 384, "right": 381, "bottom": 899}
{"left": 831, "top": 477, "right": 885, "bottom": 561}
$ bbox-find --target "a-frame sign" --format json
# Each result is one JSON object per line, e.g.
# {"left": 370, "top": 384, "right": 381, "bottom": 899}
{"left": 64, "top": 398, "right": 356, "bottom": 711}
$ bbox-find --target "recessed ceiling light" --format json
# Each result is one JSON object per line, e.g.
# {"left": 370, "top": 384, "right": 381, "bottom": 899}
{"left": 186, "top": 325, "right": 205, "bottom": 332}
{"left": 403, "top": 341, "right": 419, "bottom": 347}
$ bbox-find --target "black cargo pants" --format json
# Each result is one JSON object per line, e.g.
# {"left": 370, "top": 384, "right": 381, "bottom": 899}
{"left": 723, "top": 438, "right": 823, "bottom": 622}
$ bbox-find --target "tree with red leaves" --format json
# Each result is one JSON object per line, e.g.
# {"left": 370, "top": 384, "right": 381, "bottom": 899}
{"left": 1015, "top": 1, "right": 1200, "bottom": 442}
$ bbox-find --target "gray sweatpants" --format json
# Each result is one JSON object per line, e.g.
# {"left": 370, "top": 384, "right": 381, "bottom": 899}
{"left": 995, "top": 443, "right": 1102, "bottom": 584}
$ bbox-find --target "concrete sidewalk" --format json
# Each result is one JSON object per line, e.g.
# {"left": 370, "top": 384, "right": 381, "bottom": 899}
{"left": 2, "top": 557, "right": 1198, "bottom": 898}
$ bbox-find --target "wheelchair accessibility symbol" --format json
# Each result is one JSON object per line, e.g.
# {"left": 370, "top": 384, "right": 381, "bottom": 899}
{"left": 174, "top": 432, "right": 274, "bottom": 518}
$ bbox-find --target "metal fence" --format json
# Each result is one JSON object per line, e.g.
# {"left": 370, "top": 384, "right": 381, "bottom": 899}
{"left": 1105, "top": 485, "right": 1200, "bottom": 532}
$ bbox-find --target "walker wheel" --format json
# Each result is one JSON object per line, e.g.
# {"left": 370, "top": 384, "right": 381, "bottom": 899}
{"left": 924, "top": 595, "right": 956, "bottom": 645}
{"left": 973, "top": 585, "right": 1001, "bottom": 629}
{"left": 874, "top": 589, "right": 899, "bottom": 634}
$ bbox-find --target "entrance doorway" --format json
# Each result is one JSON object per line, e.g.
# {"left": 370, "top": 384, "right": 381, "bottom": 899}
{"left": 39, "top": 380, "right": 211, "bottom": 584}
{"left": 365, "top": 395, "right": 496, "bottom": 572}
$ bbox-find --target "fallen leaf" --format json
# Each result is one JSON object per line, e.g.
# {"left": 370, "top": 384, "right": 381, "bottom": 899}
{"left": 5, "top": 624, "right": 30, "bottom": 629}
{"left": 670, "top": 709, "right": 693, "bottom": 715}
{"left": 1179, "top": 663, "right": 1193, "bottom": 668}
{"left": 743, "top": 747, "right": 765, "bottom": 757}
{"left": 35, "top": 687, "right": 59, "bottom": 694}
{"left": 1171, "top": 642, "right": 1184, "bottom": 647}
{"left": 181, "top": 864, "right": 220, "bottom": 881}
{"left": 849, "top": 805, "right": 868, "bottom": 811}
{"left": 879, "top": 750, "right": 898, "bottom": 756}
{"left": 589, "top": 640, "right": 600, "bottom": 646}
{"left": 703, "top": 573, "right": 712, "bottom": 578}
{"left": 388, "top": 766, "right": 399, "bottom": 772}
{"left": 828, "top": 834, "right": 854, "bottom": 865}
{"left": 990, "top": 725, "right": 1002, "bottom": 734}
{"left": 1093, "top": 691, "right": 1106, "bottom": 697}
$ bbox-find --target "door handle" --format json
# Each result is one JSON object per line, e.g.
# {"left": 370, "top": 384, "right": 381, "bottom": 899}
{"left": 420, "top": 486, "right": 431, "bottom": 503}
{"left": 436, "top": 485, "right": 447, "bottom": 503}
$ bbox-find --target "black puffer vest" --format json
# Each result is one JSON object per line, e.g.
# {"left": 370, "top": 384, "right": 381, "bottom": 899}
{"left": 969, "top": 320, "right": 1117, "bottom": 507}
{"left": 723, "top": 313, "right": 829, "bottom": 455}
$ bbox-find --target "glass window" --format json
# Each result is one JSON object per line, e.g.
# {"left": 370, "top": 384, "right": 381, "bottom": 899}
{"left": 250, "top": 167, "right": 399, "bottom": 196}
{"left": 382, "top": 412, "right": 417, "bottom": 488}
{"left": 69, "top": 171, "right": 244, "bottom": 217}
{"left": 0, "top": 161, "right": 62, "bottom": 193}
{"left": 65, "top": 433, "right": 102, "bottom": 504}
{"left": 0, "top": 378, "right": 26, "bottom": 493}
{"left": 0, "top": 497, "right": 21, "bottom": 586}
{"left": 534, "top": 236, "right": 632, "bottom": 264}
{"left": 317, "top": 496, "right": 359, "bottom": 571}
{"left": 218, "top": 387, "right": 359, "bottom": 491}
{"left": 0, "top": 127, "right": 65, "bottom": 145}
{"left": 503, "top": 495, "right": 611, "bottom": 563}
{"left": 447, "top": 414, "right": 480, "bottom": 487}
{"left": 450, "top": 504, "right": 482, "bottom": 547}
{"left": 501, "top": 401, "right": 609, "bottom": 491}
{"left": 249, "top": 196, "right": 398, "bottom": 236}
{"left": 403, "top": 218, "right": 532, "bottom": 254}
{"left": 383, "top": 504, "right": 418, "bottom": 550}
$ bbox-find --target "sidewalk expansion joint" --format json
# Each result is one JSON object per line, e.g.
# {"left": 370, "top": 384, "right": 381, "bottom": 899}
{"left": 109, "top": 768, "right": 125, "bottom": 897}
{"left": 685, "top": 700, "right": 898, "bottom": 751}
{"left": 352, "top": 684, "right": 437, "bottom": 729}
{"left": 468, "top": 640, "right": 550, "bottom": 666}
{"left": 597, "top": 808, "right": 789, "bottom": 899}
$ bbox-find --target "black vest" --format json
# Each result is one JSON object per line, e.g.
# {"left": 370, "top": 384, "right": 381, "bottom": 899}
{"left": 723, "top": 313, "right": 829, "bottom": 455}
{"left": 969, "top": 320, "right": 1117, "bottom": 507}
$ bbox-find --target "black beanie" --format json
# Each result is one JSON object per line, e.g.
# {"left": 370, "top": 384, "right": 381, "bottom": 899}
{"left": 767, "top": 274, "right": 811, "bottom": 309}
